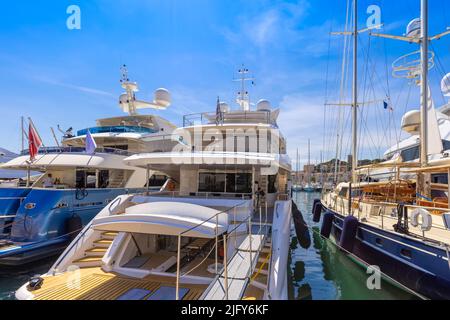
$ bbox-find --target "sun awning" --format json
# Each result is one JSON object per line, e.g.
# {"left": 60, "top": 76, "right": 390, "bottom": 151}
{"left": 92, "top": 202, "right": 228, "bottom": 238}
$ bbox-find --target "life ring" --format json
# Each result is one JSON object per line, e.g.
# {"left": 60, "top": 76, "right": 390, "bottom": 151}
{"left": 410, "top": 208, "right": 433, "bottom": 231}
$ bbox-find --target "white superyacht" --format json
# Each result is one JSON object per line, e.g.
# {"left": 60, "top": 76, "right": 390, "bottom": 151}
{"left": 16, "top": 68, "right": 293, "bottom": 300}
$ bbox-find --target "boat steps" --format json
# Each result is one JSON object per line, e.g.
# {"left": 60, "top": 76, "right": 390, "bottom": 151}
{"left": 73, "top": 256, "right": 103, "bottom": 268}
{"left": 249, "top": 280, "right": 267, "bottom": 291}
{"left": 101, "top": 234, "right": 116, "bottom": 241}
{"left": 203, "top": 234, "right": 265, "bottom": 300}
{"left": 93, "top": 239, "right": 114, "bottom": 248}
{"left": 85, "top": 247, "right": 108, "bottom": 257}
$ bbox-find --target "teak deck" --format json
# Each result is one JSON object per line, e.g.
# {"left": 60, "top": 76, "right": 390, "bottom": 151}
{"left": 33, "top": 268, "right": 207, "bottom": 300}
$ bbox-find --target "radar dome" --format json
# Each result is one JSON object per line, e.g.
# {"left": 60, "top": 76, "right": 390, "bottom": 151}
{"left": 441, "top": 73, "right": 450, "bottom": 97}
{"left": 119, "top": 93, "right": 129, "bottom": 105}
{"left": 401, "top": 110, "right": 420, "bottom": 134}
{"left": 406, "top": 18, "right": 421, "bottom": 38}
{"left": 219, "top": 102, "right": 230, "bottom": 113}
{"left": 154, "top": 88, "right": 171, "bottom": 108}
{"left": 257, "top": 99, "right": 271, "bottom": 111}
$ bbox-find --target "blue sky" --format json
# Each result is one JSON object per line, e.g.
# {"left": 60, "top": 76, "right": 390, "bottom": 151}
{"left": 0, "top": 0, "right": 449, "bottom": 167}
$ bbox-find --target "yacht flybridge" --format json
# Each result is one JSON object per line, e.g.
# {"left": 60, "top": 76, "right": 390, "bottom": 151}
{"left": 0, "top": 67, "right": 179, "bottom": 266}
{"left": 16, "top": 68, "right": 293, "bottom": 301}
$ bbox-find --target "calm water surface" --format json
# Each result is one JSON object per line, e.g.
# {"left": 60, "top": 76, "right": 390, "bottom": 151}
{"left": 0, "top": 192, "right": 417, "bottom": 300}
{"left": 289, "top": 191, "right": 418, "bottom": 300}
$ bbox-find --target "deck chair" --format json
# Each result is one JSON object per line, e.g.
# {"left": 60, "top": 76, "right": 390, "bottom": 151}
{"left": 116, "top": 288, "right": 152, "bottom": 300}
{"left": 147, "top": 286, "right": 190, "bottom": 300}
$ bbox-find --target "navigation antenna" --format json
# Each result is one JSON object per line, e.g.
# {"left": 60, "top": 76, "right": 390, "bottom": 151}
{"left": 233, "top": 65, "right": 255, "bottom": 111}
{"left": 118, "top": 64, "right": 171, "bottom": 116}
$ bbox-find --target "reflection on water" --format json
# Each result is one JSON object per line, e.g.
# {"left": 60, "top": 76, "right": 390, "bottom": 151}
{"left": 289, "top": 191, "right": 418, "bottom": 300}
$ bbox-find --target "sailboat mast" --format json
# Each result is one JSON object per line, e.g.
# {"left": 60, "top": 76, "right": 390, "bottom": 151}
{"left": 420, "top": 0, "right": 429, "bottom": 167}
{"left": 351, "top": 0, "right": 358, "bottom": 183}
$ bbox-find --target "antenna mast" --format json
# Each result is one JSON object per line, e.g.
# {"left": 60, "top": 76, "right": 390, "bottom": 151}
{"left": 234, "top": 65, "right": 254, "bottom": 111}
{"left": 120, "top": 64, "right": 137, "bottom": 116}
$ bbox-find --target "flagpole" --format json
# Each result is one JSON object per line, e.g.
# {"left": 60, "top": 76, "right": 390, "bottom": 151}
{"left": 21, "top": 116, "right": 24, "bottom": 152}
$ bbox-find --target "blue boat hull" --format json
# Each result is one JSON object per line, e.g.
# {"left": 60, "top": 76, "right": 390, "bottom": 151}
{"left": 326, "top": 207, "right": 450, "bottom": 300}
{"left": 0, "top": 187, "right": 144, "bottom": 266}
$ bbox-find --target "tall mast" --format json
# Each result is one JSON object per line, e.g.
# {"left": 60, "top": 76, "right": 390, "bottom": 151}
{"left": 351, "top": 0, "right": 358, "bottom": 183}
{"left": 420, "top": 0, "right": 429, "bottom": 167}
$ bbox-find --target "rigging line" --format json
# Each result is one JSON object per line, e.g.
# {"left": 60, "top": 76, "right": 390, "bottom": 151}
{"left": 360, "top": 37, "right": 394, "bottom": 156}
{"left": 334, "top": 0, "right": 352, "bottom": 181}
{"left": 358, "top": 34, "right": 385, "bottom": 159}
{"left": 394, "top": 83, "right": 413, "bottom": 152}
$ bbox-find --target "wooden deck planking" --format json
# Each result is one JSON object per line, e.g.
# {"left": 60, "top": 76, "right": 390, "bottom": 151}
{"left": 33, "top": 268, "right": 206, "bottom": 300}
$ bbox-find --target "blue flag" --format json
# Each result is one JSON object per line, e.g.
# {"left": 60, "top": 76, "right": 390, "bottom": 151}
{"left": 85, "top": 130, "right": 97, "bottom": 154}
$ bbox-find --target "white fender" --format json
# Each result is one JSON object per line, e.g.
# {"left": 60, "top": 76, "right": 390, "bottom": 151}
{"left": 410, "top": 208, "right": 433, "bottom": 231}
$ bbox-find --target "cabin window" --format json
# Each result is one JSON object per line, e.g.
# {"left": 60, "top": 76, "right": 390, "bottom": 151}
{"left": 76, "top": 169, "right": 105, "bottom": 189}
{"left": 98, "top": 170, "right": 109, "bottom": 188}
{"left": 268, "top": 175, "right": 277, "bottom": 194}
{"left": 400, "top": 146, "right": 420, "bottom": 162}
{"left": 86, "top": 171, "right": 97, "bottom": 188}
{"left": 432, "top": 174, "right": 448, "bottom": 184}
{"left": 199, "top": 172, "right": 251, "bottom": 194}
{"left": 199, "top": 173, "right": 226, "bottom": 193}
{"left": 76, "top": 170, "right": 86, "bottom": 188}
{"left": 148, "top": 174, "right": 168, "bottom": 188}
{"left": 234, "top": 173, "right": 252, "bottom": 193}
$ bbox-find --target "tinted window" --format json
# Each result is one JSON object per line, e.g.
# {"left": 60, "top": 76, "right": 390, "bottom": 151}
{"left": 98, "top": 170, "right": 109, "bottom": 188}
{"left": 199, "top": 173, "right": 226, "bottom": 193}
{"left": 401, "top": 146, "right": 420, "bottom": 162}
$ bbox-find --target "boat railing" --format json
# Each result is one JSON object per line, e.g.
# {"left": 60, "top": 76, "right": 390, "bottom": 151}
{"left": 20, "top": 146, "right": 134, "bottom": 157}
{"left": 327, "top": 194, "right": 450, "bottom": 247}
{"left": 182, "top": 110, "right": 272, "bottom": 127}
{"left": 174, "top": 200, "right": 258, "bottom": 300}
{"left": 143, "top": 190, "right": 252, "bottom": 200}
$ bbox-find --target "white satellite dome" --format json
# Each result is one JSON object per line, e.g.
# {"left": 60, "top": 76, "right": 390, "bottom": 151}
{"left": 401, "top": 110, "right": 421, "bottom": 134}
{"left": 219, "top": 102, "right": 230, "bottom": 113}
{"left": 154, "top": 88, "right": 171, "bottom": 108}
{"left": 406, "top": 18, "right": 421, "bottom": 38}
{"left": 119, "top": 93, "right": 129, "bottom": 105}
{"left": 256, "top": 99, "right": 272, "bottom": 111}
{"left": 441, "top": 73, "right": 450, "bottom": 97}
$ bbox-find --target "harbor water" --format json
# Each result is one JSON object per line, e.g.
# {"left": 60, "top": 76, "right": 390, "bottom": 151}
{"left": 0, "top": 192, "right": 417, "bottom": 300}
{"left": 288, "top": 191, "right": 418, "bottom": 300}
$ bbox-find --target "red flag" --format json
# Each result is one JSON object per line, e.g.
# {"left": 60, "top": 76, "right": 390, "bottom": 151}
{"left": 28, "top": 122, "right": 42, "bottom": 162}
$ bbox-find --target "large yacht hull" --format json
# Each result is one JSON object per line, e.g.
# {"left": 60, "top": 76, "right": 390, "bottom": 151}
{"left": 0, "top": 187, "right": 144, "bottom": 266}
{"left": 325, "top": 206, "right": 450, "bottom": 300}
